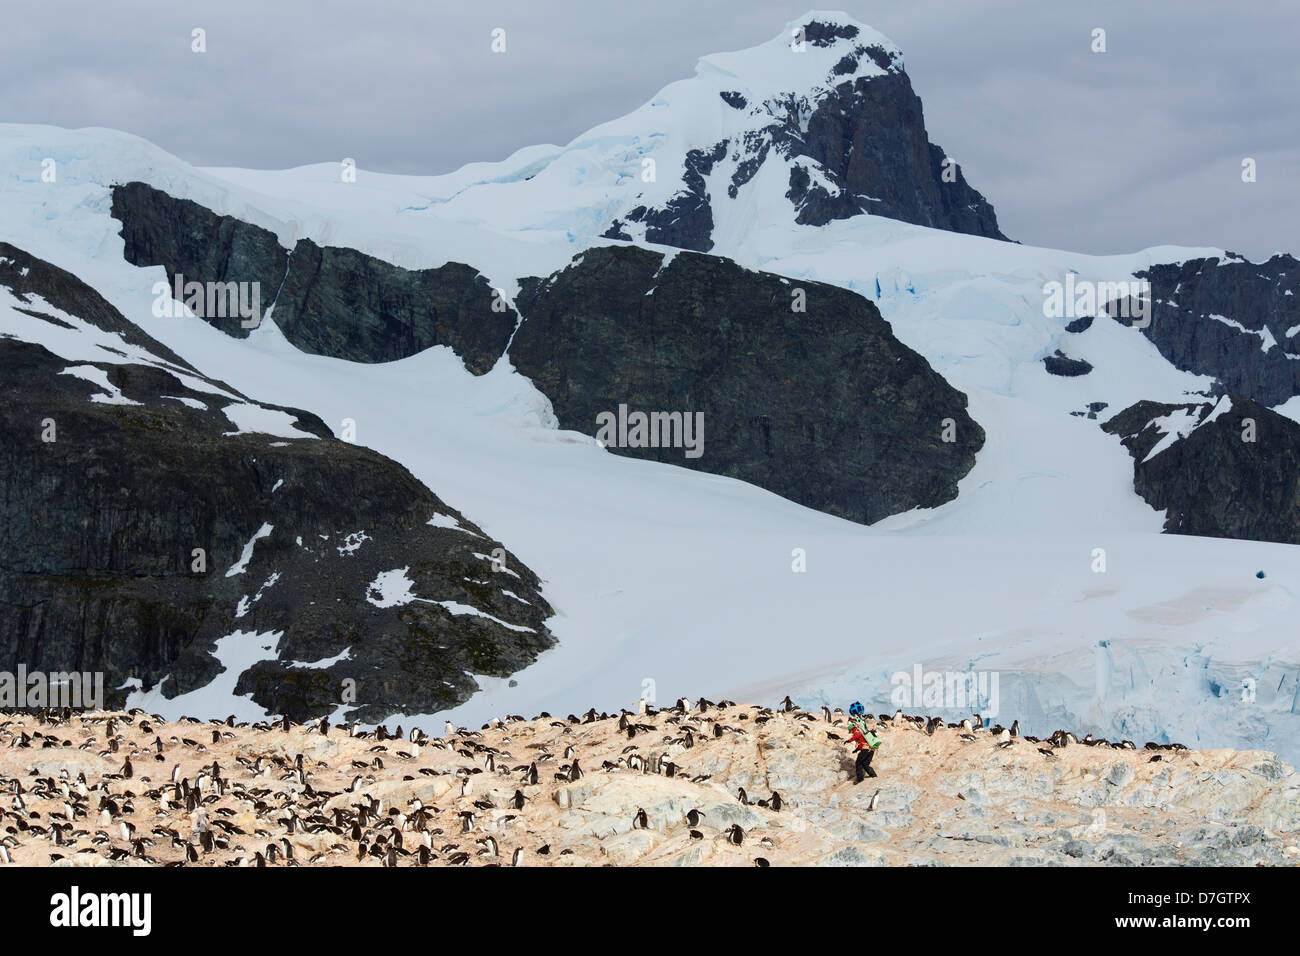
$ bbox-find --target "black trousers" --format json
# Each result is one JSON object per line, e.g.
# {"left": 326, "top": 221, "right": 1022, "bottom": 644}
{"left": 854, "top": 748, "right": 876, "bottom": 781}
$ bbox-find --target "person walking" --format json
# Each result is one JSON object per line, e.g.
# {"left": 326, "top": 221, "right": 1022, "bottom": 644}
{"left": 846, "top": 701, "right": 882, "bottom": 782}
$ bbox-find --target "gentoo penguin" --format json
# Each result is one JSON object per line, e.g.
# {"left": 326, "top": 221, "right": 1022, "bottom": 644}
{"left": 632, "top": 808, "right": 649, "bottom": 830}
{"left": 769, "top": 791, "right": 784, "bottom": 812}
{"left": 444, "top": 721, "right": 456, "bottom": 737}
{"left": 476, "top": 835, "right": 499, "bottom": 857}
{"left": 865, "top": 789, "right": 881, "bottom": 812}
{"left": 685, "top": 808, "right": 704, "bottom": 828}
{"left": 820, "top": 705, "right": 832, "bottom": 723}
{"left": 1009, "top": 720, "right": 1020, "bottom": 738}
{"left": 753, "top": 857, "right": 770, "bottom": 867}
{"left": 736, "top": 787, "right": 750, "bottom": 805}
{"left": 511, "top": 846, "right": 524, "bottom": 867}
{"left": 925, "top": 716, "right": 942, "bottom": 736}
{"left": 972, "top": 714, "right": 983, "bottom": 730}
{"left": 724, "top": 824, "right": 744, "bottom": 846}
{"left": 781, "top": 695, "right": 795, "bottom": 712}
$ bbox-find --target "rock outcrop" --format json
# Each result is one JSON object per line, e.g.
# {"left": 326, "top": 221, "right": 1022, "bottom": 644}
{"left": 1130, "top": 253, "right": 1300, "bottom": 406}
{"left": 111, "top": 182, "right": 514, "bottom": 373}
{"left": 3, "top": 704, "right": 1296, "bottom": 867}
{"left": 511, "top": 245, "right": 984, "bottom": 524}
{"left": 1102, "top": 394, "right": 1300, "bottom": 544}
{"left": 0, "top": 243, "right": 553, "bottom": 721}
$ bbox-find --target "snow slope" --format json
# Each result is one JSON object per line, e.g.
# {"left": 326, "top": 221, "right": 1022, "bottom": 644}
{"left": 0, "top": 11, "right": 1296, "bottom": 760}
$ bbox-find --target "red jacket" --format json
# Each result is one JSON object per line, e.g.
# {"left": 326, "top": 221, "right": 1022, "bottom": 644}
{"left": 849, "top": 725, "right": 868, "bottom": 752}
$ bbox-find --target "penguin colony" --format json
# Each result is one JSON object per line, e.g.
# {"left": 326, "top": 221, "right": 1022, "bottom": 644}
{"left": 0, "top": 702, "right": 1284, "bottom": 867}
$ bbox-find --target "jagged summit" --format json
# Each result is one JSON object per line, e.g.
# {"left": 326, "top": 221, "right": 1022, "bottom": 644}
{"left": 594, "top": 11, "right": 1006, "bottom": 249}
{"left": 693, "top": 12, "right": 906, "bottom": 98}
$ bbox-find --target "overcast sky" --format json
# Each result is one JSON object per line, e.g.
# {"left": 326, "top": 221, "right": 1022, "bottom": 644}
{"left": 2, "top": 1, "right": 1295, "bottom": 259}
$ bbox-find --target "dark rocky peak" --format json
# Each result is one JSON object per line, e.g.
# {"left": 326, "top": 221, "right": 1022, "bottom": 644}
{"left": 602, "top": 13, "right": 1006, "bottom": 251}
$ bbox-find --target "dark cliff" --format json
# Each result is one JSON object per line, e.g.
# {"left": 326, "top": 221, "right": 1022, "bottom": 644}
{"left": 1130, "top": 254, "right": 1300, "bottom": 406}
{"left": 111, "top": 182, "right": 514, "bottom": 373}
{"left": 511, "top": 245, "right": 984, "bottom": 524}
{"left": 1103, "top": 394, "right": 1300, "bottom": 545}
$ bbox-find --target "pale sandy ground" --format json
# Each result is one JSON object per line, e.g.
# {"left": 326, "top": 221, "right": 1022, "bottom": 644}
{"left": 2, "top": 705, "right": 1297, "bottom": 866}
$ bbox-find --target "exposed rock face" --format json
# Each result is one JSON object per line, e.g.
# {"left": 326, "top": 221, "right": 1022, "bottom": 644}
{"left": 109, "top": 182, "right": 289, "bottom": 339}
{"left": 4, "top": 706, "right": 1295, "bottom": 867}
{"left": 602, "top": 18, "right": 1007, "bottom": 252}
{"left": 511, "top": 245, "right": 983, "bottom": 524}
{"left": 610, "top": 143, "right": 729, "bottom": 252}
{"left": 1102, "top": 394, "right": 1300, "bottom": 544}
{"left": 111, "top": 182, "right": 514, "bottom": 373}
{"left": 1043, "top": 351, "right": 1093, "bottom": 377}
{"left": 790, "top": 66, "right": 1004, "bottom": 237}
{"left": 0, "top": 244, "right": 553, "bottom": 722}
{"left": 1132, "top": 254, "right": 1300, "bottom": 406}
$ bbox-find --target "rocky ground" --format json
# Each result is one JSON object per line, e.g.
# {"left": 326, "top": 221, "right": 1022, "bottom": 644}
{"left": 2, "top": 703, "right": 1298, "bottom": 867}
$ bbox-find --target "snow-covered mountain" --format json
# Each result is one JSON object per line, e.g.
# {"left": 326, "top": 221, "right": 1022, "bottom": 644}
{"left": 1, "top": 12, "right": 1298, "bottom": 762}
